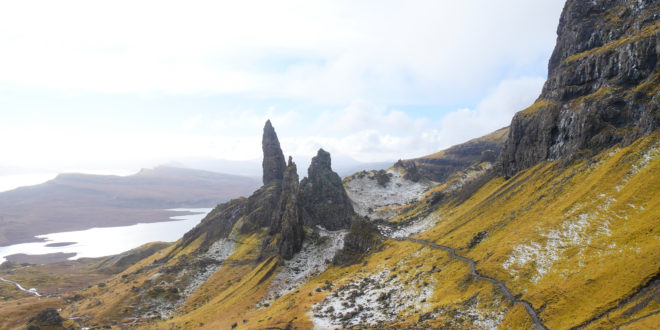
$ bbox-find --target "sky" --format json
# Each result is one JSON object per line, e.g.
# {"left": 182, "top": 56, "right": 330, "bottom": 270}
{"left": 0, "top": 0, "right": 566, "bottom": 191}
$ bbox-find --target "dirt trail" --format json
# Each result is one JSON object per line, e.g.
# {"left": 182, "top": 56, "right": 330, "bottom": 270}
{"left": 399, "top": 237, "right": 547, "bottom": 330}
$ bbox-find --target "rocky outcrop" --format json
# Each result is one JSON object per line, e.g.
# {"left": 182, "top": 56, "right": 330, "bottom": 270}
{"left": 300, "top": 149, "right": 354, "bottom": 230}
{"left": 265, "top": 157, "right": 305, "bottom": 260}
{"left": 500, "top": 0, "right": 660, "bottom": 177}
{"left": 333, "top": 218, "right": 382, "bottom": 265}
{"left": 262, "top": 120, "right": 287, "bottom": 185}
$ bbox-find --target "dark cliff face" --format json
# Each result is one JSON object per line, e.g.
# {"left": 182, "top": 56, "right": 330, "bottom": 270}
{"left": 263, "top": 157, "right": 305, "bottom": 260}
{"left": 500, "top": 0, "right": 660, "bottom": 178}
{"left": 300, "top": 149, "right": 354, "bottom": 230}
{"left": 262, "top": 120, "right": 287, "bottom": 185}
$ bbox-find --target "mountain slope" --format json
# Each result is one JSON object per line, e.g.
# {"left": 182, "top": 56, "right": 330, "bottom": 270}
{"left": 399, "top": 127, "right": 508, "bottom": 182}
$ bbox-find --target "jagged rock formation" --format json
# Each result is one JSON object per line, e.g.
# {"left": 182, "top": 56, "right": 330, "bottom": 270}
{"left": 500, "top": 0, "right": 660, "bottom": 177}
{"left": 300, "top": 149, "right": 355, "bottom": 230}
{"left": 162, "top": 121, "right": 303, "bottom": 263}
{"left": 166, "top": 123, "right": 356, "bottom": 263}
{"left": 263, "top": 157, "right": 305, "bottom": 260}
{"left": 262, "top": 120, "right": 287, "bottom": 185}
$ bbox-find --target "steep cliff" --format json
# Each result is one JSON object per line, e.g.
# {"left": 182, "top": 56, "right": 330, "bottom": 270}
{"left": 501, "top": 0, "right": 660, "bottom": 177}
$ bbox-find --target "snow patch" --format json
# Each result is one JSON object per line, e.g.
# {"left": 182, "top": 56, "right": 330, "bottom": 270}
{"left": 382, "top": 212, "right": 442, "bottom": 239}
{"left": 310, "top": 264, "right": 436, "bottom": 328}
{"left": 259, "top": 229, "right": 347, "bottom": 307}
{"left": 501, "top": 142, "right": 660, "bottom": 284}
{"left": 182, "top": 238, "right": 235, "bottom": 297}
{"left": 503, "top": 197, "right": 614, "bottom": 283}
{"left": 427, "top": 296, "right": 506, "bottom": 330}
{"left": 443, "top": 162, "right": 492, "bottom": 193}
{"left": 344, "top": 167, "right": 433, "bottom": 219}
{"left": 146, "top": 238, "right": 236, "bottom": 319}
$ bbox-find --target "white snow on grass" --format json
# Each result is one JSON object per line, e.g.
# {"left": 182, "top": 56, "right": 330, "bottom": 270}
{"left": 147, "top": 237, "right": 236, "bottom": 319}
{"left": 501, "top": 142, "right": 660, "bottom": 284}
{"left": 463, "top": 300, "right": 506, "bottom": 330}
{"left": 384, "top": 211, "right": 442, "bottom": 239}
{"left": 502, "top": 200, "right": 617, "bottom": 284}
{"left": 310, "top": 263, "right": 437, "bottom": 328}
{"left": 259, "top": 228, "right": 347, "bottom": 307}
{"left": 344, "top": 167, "right": 433, "bottom": 220}
{"left": 443, "top": 162, "right": 492, "bottom": 193}
{"left": 423, "top": 296, "right": 506, "bottom": 330}
{"left": 181, "top": 238, "right": 235, "bottom": 297}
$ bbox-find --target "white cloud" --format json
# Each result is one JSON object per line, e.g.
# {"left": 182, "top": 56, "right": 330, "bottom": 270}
{"left": 0, "top": 0, "right": 562, "bottom": 185}
{"left": 435, "top": 76, "right": 545, "bottom": 145}
{"left": 0, "top": 0, "right": 564, "bottom": 104}
{"left": 182, "top": 115, "right": 203, "bottom": 130}
{"left": 0, "top": 76, "right": 544, "bottom": 175}
{"left": 280, "top": 76, "right": 545, "bottom": 162}
{"left": 316, "top": 101, "right": 427, "bottom": 134}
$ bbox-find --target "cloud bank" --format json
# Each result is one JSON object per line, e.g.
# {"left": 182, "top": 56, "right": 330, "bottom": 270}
{"left": 0, "top": 0, "right": 563, "bottom": 104}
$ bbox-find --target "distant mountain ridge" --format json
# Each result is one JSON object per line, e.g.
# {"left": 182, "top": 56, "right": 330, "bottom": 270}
{"left": 0, "top": 166, "right": 260, "bottom": 246}
{"left": 398, "top": 127, "right": 508, "bottom": 182}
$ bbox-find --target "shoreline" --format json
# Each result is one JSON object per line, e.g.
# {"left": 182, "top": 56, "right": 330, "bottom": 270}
{"left": 0, "top": 207, "right": 209, "bottom": 247}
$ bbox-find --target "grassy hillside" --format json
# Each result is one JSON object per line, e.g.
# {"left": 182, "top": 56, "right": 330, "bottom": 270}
{"left": 49, "top": 132, "right": 654, "bottom": 329}
{"left": 231, "top": 132, "right": 658, "bottom": 329}
{"left": 2, "top": 135, "right": 656, "bottom": 329}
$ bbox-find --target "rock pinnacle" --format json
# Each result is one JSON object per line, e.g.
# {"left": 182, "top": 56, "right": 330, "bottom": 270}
{"left": 262, "top": 120, "right": 287, "bottom": 185}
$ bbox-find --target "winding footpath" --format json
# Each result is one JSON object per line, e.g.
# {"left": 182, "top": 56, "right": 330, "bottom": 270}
{"left": 399, "top": 237, "right": 548, "bottom": 330}
{"left": 0, "top": 276, "right": 41, "bottom": 297}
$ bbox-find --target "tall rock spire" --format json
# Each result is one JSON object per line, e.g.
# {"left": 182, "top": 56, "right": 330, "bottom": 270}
{"left": 262, "top": 120, "right": 287, "bottom": 185}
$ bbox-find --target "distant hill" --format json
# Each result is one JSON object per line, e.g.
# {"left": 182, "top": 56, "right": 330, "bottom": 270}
{"left": 399, "top": 127, "right": 509, "bottom": 182}
{"left": 173, "top": 156, "right": 393, "bottom": 178}
{"left": 0, "top": 166, "right": 260, "bottom": 246}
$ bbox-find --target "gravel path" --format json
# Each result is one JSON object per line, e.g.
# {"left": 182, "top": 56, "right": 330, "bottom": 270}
{"left": 399, "top": 237, "right": 547, "bottom": 330}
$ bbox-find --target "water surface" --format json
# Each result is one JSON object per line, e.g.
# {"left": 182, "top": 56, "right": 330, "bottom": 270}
{"left": 0, "top": 208, "right": 211, "bottom": 263}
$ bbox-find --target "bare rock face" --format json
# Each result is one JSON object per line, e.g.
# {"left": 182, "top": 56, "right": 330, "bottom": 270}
{"left": 300, "top": 149, "right": 354, "bottom": 230}
{"left": 262, "top": 120, "right": 287, "bottom": 185}
{"left": 500, "top": 0, "right": 660, "bottom": 178}
{"left": 261, "top": 157, "right": 304, "bottom": 260}
{"left": 274, "top": 157, "right": 305, "bottom": 259}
